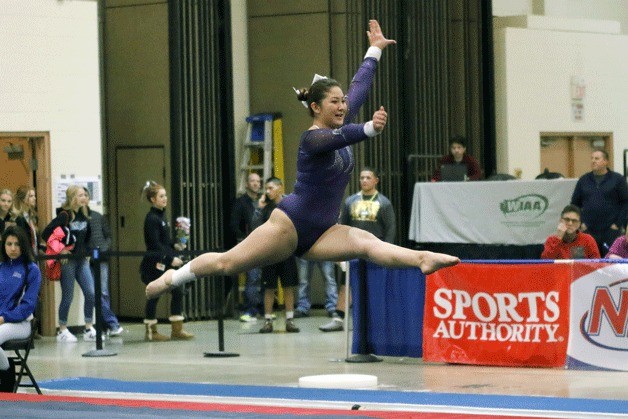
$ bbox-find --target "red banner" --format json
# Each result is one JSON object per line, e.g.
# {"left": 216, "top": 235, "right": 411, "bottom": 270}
{"left": 423, "top": 263, "right": 571, "bottom": 367}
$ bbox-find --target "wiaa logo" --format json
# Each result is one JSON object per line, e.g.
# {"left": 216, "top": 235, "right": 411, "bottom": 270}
{"left": 499, "top": 194, "right": 548, "bottom": 220}
{"left": 581, "top": 278, "right": 628, "bottom": 351}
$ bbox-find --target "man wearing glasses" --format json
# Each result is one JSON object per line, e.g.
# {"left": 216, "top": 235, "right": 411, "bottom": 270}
{"left": 541, "top": 204, "right": 600, "bottom": 259}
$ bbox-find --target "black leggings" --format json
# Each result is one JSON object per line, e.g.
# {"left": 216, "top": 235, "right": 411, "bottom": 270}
{"left": 142, "top": 275, "right": 184, "bottom": 320}
{"left": 590, "top": 228, "right": 622, "bottom": 256}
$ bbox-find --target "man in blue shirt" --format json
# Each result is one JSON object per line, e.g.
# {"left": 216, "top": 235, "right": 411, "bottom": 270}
{"left": 571, "top": 149, "right": 628, "bottom": 255}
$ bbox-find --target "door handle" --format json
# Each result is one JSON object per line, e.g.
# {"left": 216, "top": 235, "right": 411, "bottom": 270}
{"left": 120, "top": 216, "right": 125, "bottom": 228}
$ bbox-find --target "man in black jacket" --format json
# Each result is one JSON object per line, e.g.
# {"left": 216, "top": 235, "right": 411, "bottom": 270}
{"left": 251, "top": 177, "right": 299, "bottom": 333}
{"left": 571, "top": 149, "right": 628, "bottom": 255}
{"left": 229, "top": 173, "right": 263, "bottom": 322}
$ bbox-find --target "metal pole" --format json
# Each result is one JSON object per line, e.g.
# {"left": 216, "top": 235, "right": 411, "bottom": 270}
{"left": 344, "top": 261, "right": 351, "bottom": 359}
{"left": 204, "top": 277, "right": 239, "bottom": 358}
{"left": 83, "top": 248, "right": 116, "bottom": 357}
{"left": 345, "top": 259, "right": 381, "bottom": 363}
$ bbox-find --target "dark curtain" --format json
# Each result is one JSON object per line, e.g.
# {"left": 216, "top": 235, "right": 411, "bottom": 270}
{"left": 169, "top": 0, "right": 235, "bottom": 319}
{"left": 343, "top": 0, "right": 494, "bottom": 246}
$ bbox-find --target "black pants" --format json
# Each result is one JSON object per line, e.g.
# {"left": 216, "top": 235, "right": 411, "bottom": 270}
{"left": 141, "top": 274, "right": 184, "bottom": 319}
{"left": 589, "top": 228, "right": 622, "bottom": 257}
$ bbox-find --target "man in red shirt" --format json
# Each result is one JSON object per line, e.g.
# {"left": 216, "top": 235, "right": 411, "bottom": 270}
{"left": 432, "top": 135, "right": 482, "bottom": 182}
{"left": 541, "top": 204, "right": 600, "bottom": 259}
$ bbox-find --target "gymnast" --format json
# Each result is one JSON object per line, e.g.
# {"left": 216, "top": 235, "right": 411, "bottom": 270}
{"left": 146, "top": 20, "right": 459, "bottom": 299}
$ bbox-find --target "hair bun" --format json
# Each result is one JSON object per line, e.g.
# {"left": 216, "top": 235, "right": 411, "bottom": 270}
{"left": 295, "top": 88, "right": 309, "bottom": 102}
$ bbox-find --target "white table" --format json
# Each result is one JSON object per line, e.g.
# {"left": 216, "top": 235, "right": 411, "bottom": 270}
{"left": 408, "top": 179, "right": 578, "bottom": 245}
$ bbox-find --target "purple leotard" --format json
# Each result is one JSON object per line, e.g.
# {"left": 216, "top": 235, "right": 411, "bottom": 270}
{"left": 278, "top": 56, "right": 378, "bottom": 256}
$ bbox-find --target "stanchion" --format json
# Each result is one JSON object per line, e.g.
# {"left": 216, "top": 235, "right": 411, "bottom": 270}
{"left": 204, "top": 277, "right": 239, "bottom": 358}
{"left": 346, "top": 259, "right": 381, "bottom": 363}
{"left": 83, "top": 248, "right": 117, "bottom": 358}
{"left": 344, "top": 261, "right": 351, "bottom": 359}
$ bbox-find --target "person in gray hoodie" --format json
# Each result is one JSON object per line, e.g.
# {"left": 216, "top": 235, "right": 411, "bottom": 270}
{"left": 83, "top": 187, "right": 123, "bottom": 336}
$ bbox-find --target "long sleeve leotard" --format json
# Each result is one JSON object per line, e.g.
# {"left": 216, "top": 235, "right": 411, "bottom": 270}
{"left": 278, "top": 56, "right": 378, "bottom": 256}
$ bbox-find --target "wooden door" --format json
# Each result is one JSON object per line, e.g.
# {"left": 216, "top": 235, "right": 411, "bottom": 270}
{"left": 0, "top": 137, "right": 32, "bottom": 189}
{"left": 0, "top": 133, "right": 53, "bottom": 334}
{"left": 540, "top": 133, "right": 613, "bottom": 178}
{"left": 114, "top": 146, "right": 166, "bottom": 318}
{"left": 572, "top": 137, "right": 590, "bottom": 178}
{"left": 540, "top": 136, "right": 570, "bottom": 177}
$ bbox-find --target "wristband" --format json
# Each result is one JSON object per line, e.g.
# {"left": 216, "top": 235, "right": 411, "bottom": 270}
{"left": 364, "top": 46, "right": 382, "bottom": 61}
{"left": 171, "top": 262, "right": 196, "bottom": 287}
{"left": 363, "top": 121, "right": 379, "bottom": 137}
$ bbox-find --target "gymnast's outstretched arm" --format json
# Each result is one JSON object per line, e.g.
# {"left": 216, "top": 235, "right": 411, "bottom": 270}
{"left": 344, "top": 19, "right": 396, "bottom": 122}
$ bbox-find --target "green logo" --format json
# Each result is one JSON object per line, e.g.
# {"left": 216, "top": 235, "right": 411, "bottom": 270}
{"left": 500, "top": 194, "right": 549, "bottom": 220}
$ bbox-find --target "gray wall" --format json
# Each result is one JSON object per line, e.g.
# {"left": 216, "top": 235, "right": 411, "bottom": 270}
{"left": 247, "top": 1, "right": 349, "bottom": 192}
{"left": 104, "top": 0, "right": 172, "bottom": 318}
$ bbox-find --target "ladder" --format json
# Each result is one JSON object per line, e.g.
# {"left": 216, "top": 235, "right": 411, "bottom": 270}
{"left": 236, "top": 113, "right": 286, "bottom": 307}
{"left": 238, "top": 113, "right": 284, "bottom": 193}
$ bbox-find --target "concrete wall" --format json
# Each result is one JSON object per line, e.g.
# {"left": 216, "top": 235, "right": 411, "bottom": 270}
{"left": 0, "top": 0, "right": 103, "bottom": 329}
{"left": 493, "top": 17, "right": 628, "bottom": 179}
{"left": 103, "top": 0, "right": 171, "bottom": 319}
{"left": 493, "top": 0, "right": 531, "bottom": 16}
{"left": 494, "top": 0, "right": 628, "bottom": 34}
{"left": 534, "top": 0, "right": 628, "bottom": 34}
{"left": 246, "top": 1, "right": 354, "bottom": 193}
{"left": 0, "top": 0, "right": 103, "bottom": 211}
{"left": 104, "top": 0, "right": 170, "bottom": 168}
{"left": 231, "top": 2, "right": 250, "bottom": 180}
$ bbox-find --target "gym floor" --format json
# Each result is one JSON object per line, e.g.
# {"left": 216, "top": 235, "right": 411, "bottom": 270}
{"left": 26, "top": 311, "right": 627, "bottom": 402}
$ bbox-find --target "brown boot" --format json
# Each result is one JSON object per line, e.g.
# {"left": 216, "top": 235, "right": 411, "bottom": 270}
{"left": 170, "top": 315, "right": 194, "bottom": 340}
{"left": 144, "top": 319, "right": 170, "bottom": 342}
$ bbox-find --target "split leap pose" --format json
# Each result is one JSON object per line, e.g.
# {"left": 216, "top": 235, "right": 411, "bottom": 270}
{"left": 147, "top": 20, "right": 459, "bottom": 299}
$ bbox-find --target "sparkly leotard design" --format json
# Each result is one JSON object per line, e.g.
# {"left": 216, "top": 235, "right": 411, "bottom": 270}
{"left": 278, "top": 57, "right": 377, "bottom": 256}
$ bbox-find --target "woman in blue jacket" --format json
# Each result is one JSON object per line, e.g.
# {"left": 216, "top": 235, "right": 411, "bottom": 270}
{"left": 0, "top": 226, "right": 41, "bottom": 392}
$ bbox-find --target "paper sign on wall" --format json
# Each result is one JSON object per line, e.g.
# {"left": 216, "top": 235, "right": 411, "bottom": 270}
{"left": 55, "top": 175, "right": 102, "bottom": 207}
{"left": 571, "top": 75, "right": 585, "bottom": 122}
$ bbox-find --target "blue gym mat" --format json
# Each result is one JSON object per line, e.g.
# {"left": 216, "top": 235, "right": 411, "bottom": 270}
{"left": 38, "top": 377, "right": 628, "bottom": 416}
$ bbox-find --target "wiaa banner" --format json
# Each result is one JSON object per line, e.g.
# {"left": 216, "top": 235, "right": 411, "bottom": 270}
{"left": 423, "top": 263, "right": 571, "bottom": 367}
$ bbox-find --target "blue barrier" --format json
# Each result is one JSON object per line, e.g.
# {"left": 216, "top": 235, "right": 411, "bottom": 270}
{"left": 350, "top": 260, "right": 424, "bottom": 358}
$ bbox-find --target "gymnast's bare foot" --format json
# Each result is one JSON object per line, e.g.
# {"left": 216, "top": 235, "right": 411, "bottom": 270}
{"left": 419, "top": 252, "right": 460, "bottom": 275}
{"left": 146, "top": 269, "right": 174, "bottom": 299}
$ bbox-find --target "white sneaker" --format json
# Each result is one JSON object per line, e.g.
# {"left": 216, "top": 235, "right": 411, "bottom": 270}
{"left": 109, "top": 326, "right": 124, "bottom": 336}
{"left": 83, "top": 327, "right": 97, "bottom": 342}
{"left": 56, "top": 329, "right": 77, "bottom": 343}
{"left": 239, "top": 314, "right": 257, "bottom": 323}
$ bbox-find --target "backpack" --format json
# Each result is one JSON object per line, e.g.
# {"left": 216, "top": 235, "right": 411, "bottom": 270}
{"left": 42, "top": 210, "right": 71, "bottom": 242}
{"left": 44, "top": 225, "right": 76, "bottom": 281}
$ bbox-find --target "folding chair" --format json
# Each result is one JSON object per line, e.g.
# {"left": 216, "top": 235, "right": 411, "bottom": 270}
{"left": 1, "top": 318, "right": 42, "bottom": 394}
